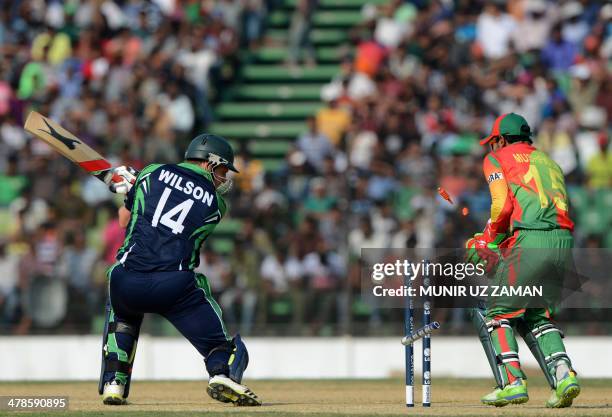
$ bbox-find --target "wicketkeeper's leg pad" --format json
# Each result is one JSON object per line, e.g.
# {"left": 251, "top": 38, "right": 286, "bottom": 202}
{"left": 470, "top": 307, "right": 506, "bottom": 389}
{"left": 487, "top": 318, "right": 526, "bottom": 382}
{"left": 206, "top": 334, "right": 249, "bottom": 384}
{"left": 516, "top": 319, "right": 557, "bottom": 389}
{"left": 530, "top": 319, "right": 574, "bottom": 375}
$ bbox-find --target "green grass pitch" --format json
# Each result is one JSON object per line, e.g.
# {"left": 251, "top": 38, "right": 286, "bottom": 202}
{"left": 0, "top": 377, "right": 610, "bottom": 416}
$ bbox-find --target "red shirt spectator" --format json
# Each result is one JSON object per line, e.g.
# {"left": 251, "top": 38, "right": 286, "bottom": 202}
{"left": 354, "top": 40, "right": 386, "bottom": 77}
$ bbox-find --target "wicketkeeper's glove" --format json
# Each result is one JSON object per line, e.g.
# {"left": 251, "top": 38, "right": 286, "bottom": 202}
{"left": 107, "top": 165, "right": 138, "bottom": 194}
{"left": 465, "top": 233, "right": 500, "bottom": 273}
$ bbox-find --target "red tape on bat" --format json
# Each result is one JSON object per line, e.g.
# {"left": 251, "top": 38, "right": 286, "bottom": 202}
{"left": 78, "top": 159, "right": 111, "bottom": 172}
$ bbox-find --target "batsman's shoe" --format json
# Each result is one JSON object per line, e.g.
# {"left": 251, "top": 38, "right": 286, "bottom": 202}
{"left": 207, "top": 375, "right": 261, "bottom": 406}
{"left": 546, "top": 371, "right": 580, "bottom": 408}
{"left": 481, "top": 379, "right": 529, "bottom": 407}
{"left": 102, "top": 380, "right": 126, "bottom": 405}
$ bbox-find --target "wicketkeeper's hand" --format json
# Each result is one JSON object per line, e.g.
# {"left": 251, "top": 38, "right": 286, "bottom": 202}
{"left": 107, "top": 165, "right": 138, "bottom": 194}
{"left": 465, "top": 233, "right": 500, "bottom": 273}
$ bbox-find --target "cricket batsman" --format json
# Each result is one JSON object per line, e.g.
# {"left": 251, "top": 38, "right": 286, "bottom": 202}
{"left": 98, "top": 134, "right": 261, "bottom": 406}
{"left": 466, "top": 113, "right": 580, "bottom": 408}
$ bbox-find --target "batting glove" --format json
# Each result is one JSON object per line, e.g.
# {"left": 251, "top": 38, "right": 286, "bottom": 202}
{"left": 108, "top": 165, "right": 138, "bottom": 194}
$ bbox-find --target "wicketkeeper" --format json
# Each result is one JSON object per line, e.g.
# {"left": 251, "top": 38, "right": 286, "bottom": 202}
{"left": 99, "top": 134, "right": 261, "bottom": 406}
{"left": 466, "top": 113, "right": 580, "bottom": 408}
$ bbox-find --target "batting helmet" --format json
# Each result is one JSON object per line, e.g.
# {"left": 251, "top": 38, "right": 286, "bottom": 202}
{"left": 184, "top": 134, "right": 239, "bottom": 173}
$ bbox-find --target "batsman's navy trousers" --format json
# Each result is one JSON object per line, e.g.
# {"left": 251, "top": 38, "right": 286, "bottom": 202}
{"left": 103, "top": 263, "right": 230, "bottom": 384}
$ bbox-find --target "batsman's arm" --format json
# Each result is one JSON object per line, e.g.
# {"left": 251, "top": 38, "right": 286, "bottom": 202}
{"left": 118, "top": 207, "right": 131, "bottom": 228}
{"left": 482, "top": 154, "right": 512, "bottom": 243}
{"left": 117, "top": 177, "right": 136, "bottom": 228}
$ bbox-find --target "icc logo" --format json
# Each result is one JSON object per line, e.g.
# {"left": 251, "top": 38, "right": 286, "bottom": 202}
{"left": 424, "top": 348, "right": 431, "bottom": 358}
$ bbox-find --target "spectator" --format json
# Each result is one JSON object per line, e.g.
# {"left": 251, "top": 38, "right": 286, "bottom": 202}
{"left": 287, "top": 0, "right": 317, "bottom": 67}
{"left": 371, "top": 201, "right": 397, "bottom": 237}
{"left": 316, "top": 99, "right": 352, "bottom": 146}
{"left": 349, "top": 176, "right": 375, "bottom": 216}
{"left": 253, "top": 175, "right": 288, "bottom": 213}
{"left": 195, "top": 248, "right": 231, "bottom": 298}
{"left": 510, "top": 0, "right": 553, "bottom": 53}
{"left": 374, "top": 3, "right": 409, "bottom": 49}
{"left": 595, "top": 73, "right": 611, "bottom": 122}
{"left": 9, "top": 186, "right": 49, "bottom": 237}
{"left": 0, "top": 241, "right": 20, "bottom": 329}
{"left": 568, "top": 65, "right": 600, "bottom": 116}
{"left": 17, "top": 224, "right": 67, "bottom": 333}
{"left": 320, "top": 155, "right": 346, "bottom": 196}
{"left": 476, "top": 3, "right": 516, "bottom": 60}
{"left": 349, "top": 128, "right": 377, "bottom": 169}
{"left": 17, "top": 52, "right": 49, "bottom": 100}
{"left": 164, "top": 81, "right": 195, "bottom": 137}
{"left": 57, "top": 231, "right": 98, "bottom": 332}
{"left": 391, "top": 219, "right": 417, "bottom": 248}
{"left": 221, "top": 239, "right": 260, "bottom": 335}
{"left": 561, "top": 1, "right": 590, "bottom": 46}
{"left": 348, "top": 217, "right": 389, "bottom": 258}
{"left": 293, "top": 216, "right": 322, "bottom": 259}
{"left": 282, "top": 150, "right": 310, "bottom": 203}
{"left": 586, "top": 133, "right": 612, "bottom": 189}
{"left": 303, "top": 177, "right": 337, "bottom": 219}
{"left": 303, "top": 239, "right": 345, "bottom": 334}
{"left": 1, "top": 115, "right": 27, "bottom": 153}
{"left": 366, "top": 160, "right": 398, "bottom": 202}
{"left": 393, "top": 175, "right": 420, "bottom": 221}
{"left": 260, "top": 246, "right": 305, "bottom": 329}
{"left": 536, "top": 117, "right": 578, "bottom": 175}
{"left": 575, "top": 106, "right": 606, "bottom": 168}
{"left": 319, "top": 204, "right": 345, "bottom": 249}
{"left": 354, "top": 32, "right": 387, "bottom": 77}
{"left": 0, "top": 154, "right": 27, "bottom": 207}
{"left": 297, "top": 116, "right": 334, "bottom": 172}
{"left": 242, "top": 0, "right": 266, "bottom": 48}
{"left": 234, "top": 148, "right": 264, "bottom": 193}
{"left": 541, "top": 24, "right": 578, "bottom": 71}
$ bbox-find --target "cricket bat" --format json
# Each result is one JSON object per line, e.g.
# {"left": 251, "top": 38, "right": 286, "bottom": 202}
{"left": 24, "top": 111, "right": 115, "bottom": 183}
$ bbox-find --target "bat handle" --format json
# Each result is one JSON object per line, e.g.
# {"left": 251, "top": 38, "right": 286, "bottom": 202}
{"left": 94, "top": 169, "right": 115, "bottom": 184}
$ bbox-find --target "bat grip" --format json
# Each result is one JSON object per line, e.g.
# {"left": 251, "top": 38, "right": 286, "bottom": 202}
{"left": 96, "top": 170, "right": 116, "bottom": 185}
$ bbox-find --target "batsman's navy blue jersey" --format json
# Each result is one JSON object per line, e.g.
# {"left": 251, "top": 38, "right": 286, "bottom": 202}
{"left": 116, "top": 162, "right": 226, "bottom": 272}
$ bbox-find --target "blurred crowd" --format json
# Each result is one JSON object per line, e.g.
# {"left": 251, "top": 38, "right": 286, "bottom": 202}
{"left": 0, "top": 0, "right": 611, "bottom": 336}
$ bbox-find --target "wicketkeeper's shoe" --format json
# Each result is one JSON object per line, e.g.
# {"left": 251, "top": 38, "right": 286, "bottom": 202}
{"left": 481, "top": 378, "right": 529, "bottom": 407}
{"left": 546, "top": 371, "right": 580, "bottom": 408}
{"left": 207, "top": 375, "right": 261, "bottom": 406}
{"left": 102, "top": 380, "right": 127, "bottom": 405}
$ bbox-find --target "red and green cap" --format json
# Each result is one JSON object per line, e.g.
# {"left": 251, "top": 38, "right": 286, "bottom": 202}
{"left": 480, "top": 113, "right": 532, "bottom": 145}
